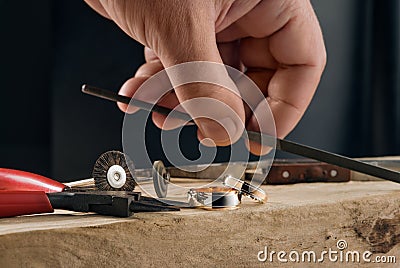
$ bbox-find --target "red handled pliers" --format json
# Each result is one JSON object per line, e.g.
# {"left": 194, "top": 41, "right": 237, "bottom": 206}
{"left": 0, "top": 168, "right": 67, "bottom": 217}
{"left": 0, "top": 168, "right": 178, "bottom": 218}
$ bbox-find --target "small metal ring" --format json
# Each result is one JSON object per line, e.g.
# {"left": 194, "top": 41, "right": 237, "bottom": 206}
{"left": 187, "top": 186, "right": 240, "bottom": 210}
{"left": 223, "top": 175, "right": 267, "bottom": 203}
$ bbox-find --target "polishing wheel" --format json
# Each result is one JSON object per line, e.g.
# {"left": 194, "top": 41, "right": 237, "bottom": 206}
{"left": 92, "top": 151, "right": 136, "bottom": 191}
{"left": 152, "top": 160, "right": 170, "bottom": 198}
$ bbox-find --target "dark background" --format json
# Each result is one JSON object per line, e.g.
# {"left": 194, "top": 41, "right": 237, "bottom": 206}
{"left": 0, "top": 0, "right": 399, "bottom": 182}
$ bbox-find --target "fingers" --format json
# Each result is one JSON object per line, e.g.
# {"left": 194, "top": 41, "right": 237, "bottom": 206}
{"left": 240, "top": 36, "right": 324, "bottom": 138}
{"left": 150, "top": 3, "right": 245, "bottom": 146}
{"left": 118, "top": 49, "right": 190, "bottom": 129}
{"left": 266, "top": 66, "right": 324, "bottom": 136}
{"left": 117, "top": 76, "right": 149, "bottom": 114}
{"left": 83, "top": 0, "right": 111, "bottom": 19}
{"left": 236, "top": 0, "right": 326, "bottom": 155}
{"left": 217, "top": 0, "right": 292, "bottom": 42}
{"left": 117, "top": 59, "right": 164, "bottom": 113}
{"left": 266, "top": 1, "right": 326, "bottom": 138}
{"left": 151, "top": 91, "right": 183, "bottom": 130}
{"left": 246, "top": 100, "right": 276, "bottom": 155}
{"left": 217, "top": 41, "right": 242, "bottom": 71}
{"left": 144, "top": 47, "right": 159, "bottom": 62}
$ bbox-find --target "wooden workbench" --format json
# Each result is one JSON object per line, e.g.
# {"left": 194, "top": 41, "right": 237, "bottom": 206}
{"left": 1, "top": 179, "right": 399, "bottom": 267}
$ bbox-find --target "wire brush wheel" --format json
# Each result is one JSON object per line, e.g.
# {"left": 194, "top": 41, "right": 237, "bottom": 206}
{"left": 92, "top": 151, "right": 136, "bottom": 191}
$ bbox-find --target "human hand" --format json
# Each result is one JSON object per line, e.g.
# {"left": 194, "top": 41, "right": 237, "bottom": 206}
{"left": 84, "top": 0, "right": 326, "bottom": 155}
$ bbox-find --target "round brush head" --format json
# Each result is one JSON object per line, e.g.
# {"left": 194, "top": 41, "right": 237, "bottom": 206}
{"left": 92, "top": 151, "right": 136, "bottom": 191}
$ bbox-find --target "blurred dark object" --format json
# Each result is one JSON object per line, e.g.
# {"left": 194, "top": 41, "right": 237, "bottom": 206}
{"left": 248, "top": 160, "right": 351, "bottom": 185}
{"left": 0, "top": 0, "right": 399, "bottom": 181}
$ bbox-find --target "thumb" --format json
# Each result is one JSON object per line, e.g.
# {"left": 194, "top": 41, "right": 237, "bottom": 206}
{"left": 153, "top": 8, "right": 245, "bottom": 146}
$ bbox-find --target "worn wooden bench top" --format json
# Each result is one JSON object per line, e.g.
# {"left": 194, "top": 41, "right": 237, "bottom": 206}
{"left": 1, "top": 180, "right": 399, "bottom": 267}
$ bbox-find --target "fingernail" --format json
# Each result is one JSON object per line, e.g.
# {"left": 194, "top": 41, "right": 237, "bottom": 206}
{"left": 198, "top": 117, "right": 238, "bottom": 145}
{"left": 199, "top": 138, "right": 216, "bottom": 147}
{"left": 219, "top": 117, "right": 238, "bottom": 142}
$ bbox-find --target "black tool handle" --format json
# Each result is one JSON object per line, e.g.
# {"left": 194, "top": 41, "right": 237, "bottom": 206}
{"left": 82, "top": 85, "right": 193, "bottom": 122}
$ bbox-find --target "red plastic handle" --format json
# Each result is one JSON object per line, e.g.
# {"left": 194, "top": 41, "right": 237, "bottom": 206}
{"left": 0, "top": 168, "right": 66, "bottom": 193}
{"left": 0, "top": 191, "right": 54, "bottom": 217}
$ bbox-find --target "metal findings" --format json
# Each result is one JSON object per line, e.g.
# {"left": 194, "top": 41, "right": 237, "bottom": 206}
{"left": 223, "top": 175, "right": 267, "bottom": 203}
{"left": 188, "top": 187, "right": 240, "bottom": 210}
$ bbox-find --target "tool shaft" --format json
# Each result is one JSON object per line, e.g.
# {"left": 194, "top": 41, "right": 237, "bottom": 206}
{"left": 82, "top": 85, "right": 400, "bottom": 184}
{"left": 277, "top": 138, "right": 400, "bottom": 183}
{"left": 246, "top": 131, "right": 400, "bottom": 183}
{"left": 82, "top": 85, "right": 193, "bottom": 122}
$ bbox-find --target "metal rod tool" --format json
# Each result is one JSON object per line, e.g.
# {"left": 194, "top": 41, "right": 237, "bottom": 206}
{"left": 82, "top": 84, "right": 400, "bottom": 184}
